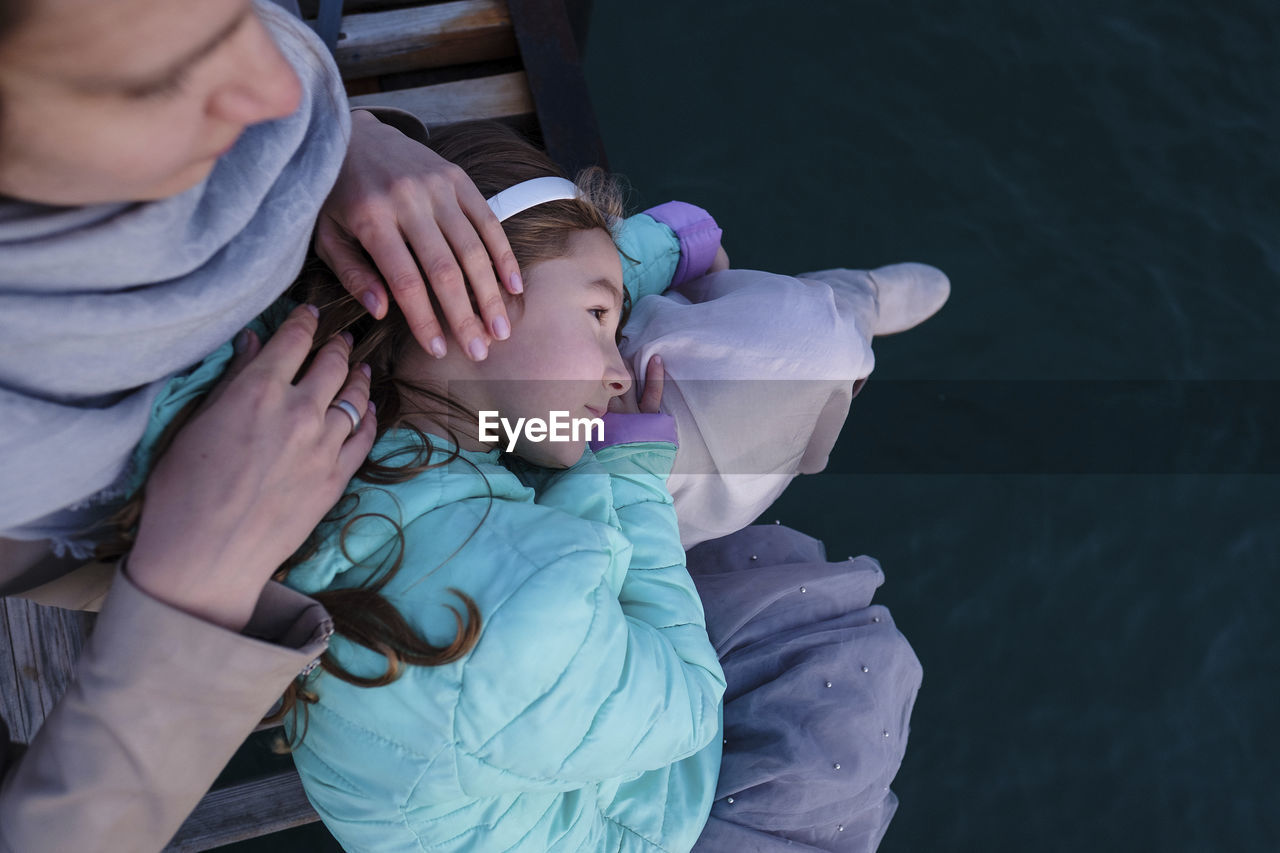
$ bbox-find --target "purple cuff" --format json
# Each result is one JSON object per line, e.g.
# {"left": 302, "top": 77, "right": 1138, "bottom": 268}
{"left": 589, "top": 413, "right": 678, "bottom": 452}
{"left": 644, "top": 201, "right": 723, "bottom": 289}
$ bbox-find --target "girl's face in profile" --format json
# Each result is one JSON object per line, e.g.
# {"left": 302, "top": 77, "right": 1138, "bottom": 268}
{"left": 464, "top": 227, "right": 632, "bottom": 468}
{"left": 0, "top": 0, "right": 301, "bottom": 205}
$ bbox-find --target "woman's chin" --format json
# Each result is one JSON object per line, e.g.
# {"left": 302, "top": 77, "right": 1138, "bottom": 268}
{"left": 135, "top": 158, "right": 221, "bottom": 201}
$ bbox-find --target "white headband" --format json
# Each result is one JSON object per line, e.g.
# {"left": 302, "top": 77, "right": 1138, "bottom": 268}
{"left": 485, "top": 176, "right": 580, "bottom": 222}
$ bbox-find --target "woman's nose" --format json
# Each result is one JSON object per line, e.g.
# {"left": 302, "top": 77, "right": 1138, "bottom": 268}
{"left": 206, "top": 14, "right": 303, "bottom": 127}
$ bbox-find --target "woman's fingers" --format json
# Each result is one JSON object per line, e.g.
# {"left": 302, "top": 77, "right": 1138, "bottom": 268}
{"left": 295, "top": 328, "right": 355, "bottom": 404}
{"left": 315, "top": 218, "right": 391, "bottom": 320}
{"left": 247, "top": 303, "right": 321, "bottom": 382}
{"left": 201, "top": 328, "right": 261, "bottom": 410}
{"left": 337, "top": 400, "right": 378, "bottom": 474}
{"left": 315, "top": 117, "right": 519, "bottom": 362}
{"left": 639, "top": 354, "right": 665, "bottom": 414}
{"left": 405, "top": 218, "right": 492, "bottom": 361}
{"left": 457, "top": 177, "right": 523, "bottom": 296}
{"left": 126, "top": 306, "right": 382, "bottom": 634}
{"left": 323, "top": 363, "right": 373, "bottom": 445}
{"left": 435, "top": 203, "right": 510, "bottom": 345}
{"left": 229, "top": 328, "right": 262, "bottom": 373}
{"left": 317, "top": 113, "right": 524, "bottom": 362}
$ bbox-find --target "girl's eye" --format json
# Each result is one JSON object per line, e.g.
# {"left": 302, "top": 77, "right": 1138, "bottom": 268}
{"left": 589, "top": 307, "right": 610, "bottom": 323}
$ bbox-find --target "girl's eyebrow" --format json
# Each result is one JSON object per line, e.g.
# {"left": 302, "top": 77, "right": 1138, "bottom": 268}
{"left": 92, "top": 6, "right": 251, "bottom": 94}
{"left": 583, "top": 277, "right": 623, "bottom": 306}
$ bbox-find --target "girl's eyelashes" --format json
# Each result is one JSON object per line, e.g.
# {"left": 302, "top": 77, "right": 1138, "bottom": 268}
{"left": 589, "top": 307, "right": 610, "bottom": 323}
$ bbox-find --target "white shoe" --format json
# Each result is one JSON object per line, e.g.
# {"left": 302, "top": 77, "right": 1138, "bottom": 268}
{"left": 867, "top": 262, "right": 951, "bottom": 335}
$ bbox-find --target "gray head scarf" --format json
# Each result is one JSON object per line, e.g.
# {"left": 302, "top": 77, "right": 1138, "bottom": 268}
{"left": 0, "top": 1, "right": 350, "bottom": 553}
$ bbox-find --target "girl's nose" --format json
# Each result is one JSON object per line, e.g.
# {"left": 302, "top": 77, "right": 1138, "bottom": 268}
{"left": 604, "top": 348, "right": 632, "bottom": 397}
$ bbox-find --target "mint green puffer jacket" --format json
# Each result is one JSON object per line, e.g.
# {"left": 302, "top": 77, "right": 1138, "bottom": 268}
{"left": 284, "top": 422, "right": 725, "bottom": 852}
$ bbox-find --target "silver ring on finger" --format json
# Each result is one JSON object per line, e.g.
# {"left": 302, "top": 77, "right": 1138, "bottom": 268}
{"left": 330, "top": 399, "right": 362, "bottom": 436}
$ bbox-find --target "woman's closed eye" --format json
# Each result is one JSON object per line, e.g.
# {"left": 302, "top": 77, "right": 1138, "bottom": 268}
{"left": 126, "top": 68, "right": 193, "bottom": 101}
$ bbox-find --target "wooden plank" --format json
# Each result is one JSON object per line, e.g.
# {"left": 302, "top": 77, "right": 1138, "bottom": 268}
{"left": 164, "top": 771, "right": 319, "bottom": 852}
{"left": 507, "top": 0, "right": 607, "bottom": 174}
{"left": 349, "top": 70, "right": 535, "bottom": 127}
{"left": 0, "top": 597, "right": 93, "bottom": 745}
{"left": 301, "top": 0, "right": 448, "bottom": 15}
{"left": 334, "top": 0, "right": 517, "bottom": 80}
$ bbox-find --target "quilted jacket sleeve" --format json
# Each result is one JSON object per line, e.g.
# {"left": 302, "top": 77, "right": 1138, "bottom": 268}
{"left": 616, "top": 203, "right": 725, "bottom": 304}
{"left": 450, "top": 443, "right": 723, "bottom": 792}
{"left": 617, "top": 213, "right": 682, "bottom": 303}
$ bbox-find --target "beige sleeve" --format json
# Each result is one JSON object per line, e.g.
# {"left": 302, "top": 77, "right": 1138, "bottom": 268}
{"left": 0, "top": 570, "right": 330, "bottom": 853}
{"left": 352, "top": 106, "right": 431, "bottom": 145}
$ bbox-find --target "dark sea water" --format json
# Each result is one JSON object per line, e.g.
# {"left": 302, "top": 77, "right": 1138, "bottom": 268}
{"left": 582, "top": 1, "right": 1279, "bottom": 851}
{"left": 231, "top": 2, "right": 1276, "bottom": 850}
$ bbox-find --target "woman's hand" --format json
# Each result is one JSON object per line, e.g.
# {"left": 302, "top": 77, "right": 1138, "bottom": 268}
{"left": 315, "top": 110, "right": 522, "bottom": 363}
{"left": 609, "top": 354, "right": 665, "bottom": 415}
{"left": 126, "top": 305, "right": 377, "bottom": 633}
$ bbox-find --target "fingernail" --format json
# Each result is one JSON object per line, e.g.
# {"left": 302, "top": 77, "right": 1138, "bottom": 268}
{"left": 341, "top": 331, "right": 354, "bottom": 347}
{"left": 492, "top": 316, "right": 510, "bottom": 340}
{"left": 233, "top": 329, "right": 250, "bottom": 354}
{"left": 653, "top": 354, "right": 662, "bottom": 365}
{"left": 367, "top": 400, "right": 377, "bottom": 415}
{"left": 360, "top": 292, "right": 380, "bottom": 316}
{"left": 509, "top": 271, "right": 523, "bottom": 294}
{"left": 468, "top": 338, "right": 488, "bottom": 361}
{"left": 359, "top": 362, "right": 371, "bottom": 378}
{"left": 303, "top": 303, "right": 320, "bottom": 319}
{"left": 429, "top": 337, "right": 447, "bottom": 358}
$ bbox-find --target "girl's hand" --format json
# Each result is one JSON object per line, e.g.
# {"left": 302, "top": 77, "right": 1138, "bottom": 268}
{"left": 126, "top": 304, "right": 377, "bottom": 632}
{"left": 609, "top": 354, "right": 665, "bottom": 415}
{"left": 708, "top": 245, "right": 730, "bottom": 273}
{"left": 315, "top": 110, "right": 522, "bottom": 363}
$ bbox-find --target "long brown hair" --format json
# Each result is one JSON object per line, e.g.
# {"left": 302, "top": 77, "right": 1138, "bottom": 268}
{"left": 99, "top": 120, "right": 628, "bottom": 733}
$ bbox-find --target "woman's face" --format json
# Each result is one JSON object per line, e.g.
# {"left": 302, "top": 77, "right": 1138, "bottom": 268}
{"left": 0, "top": 0, "right": 302, "bottom": 205}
